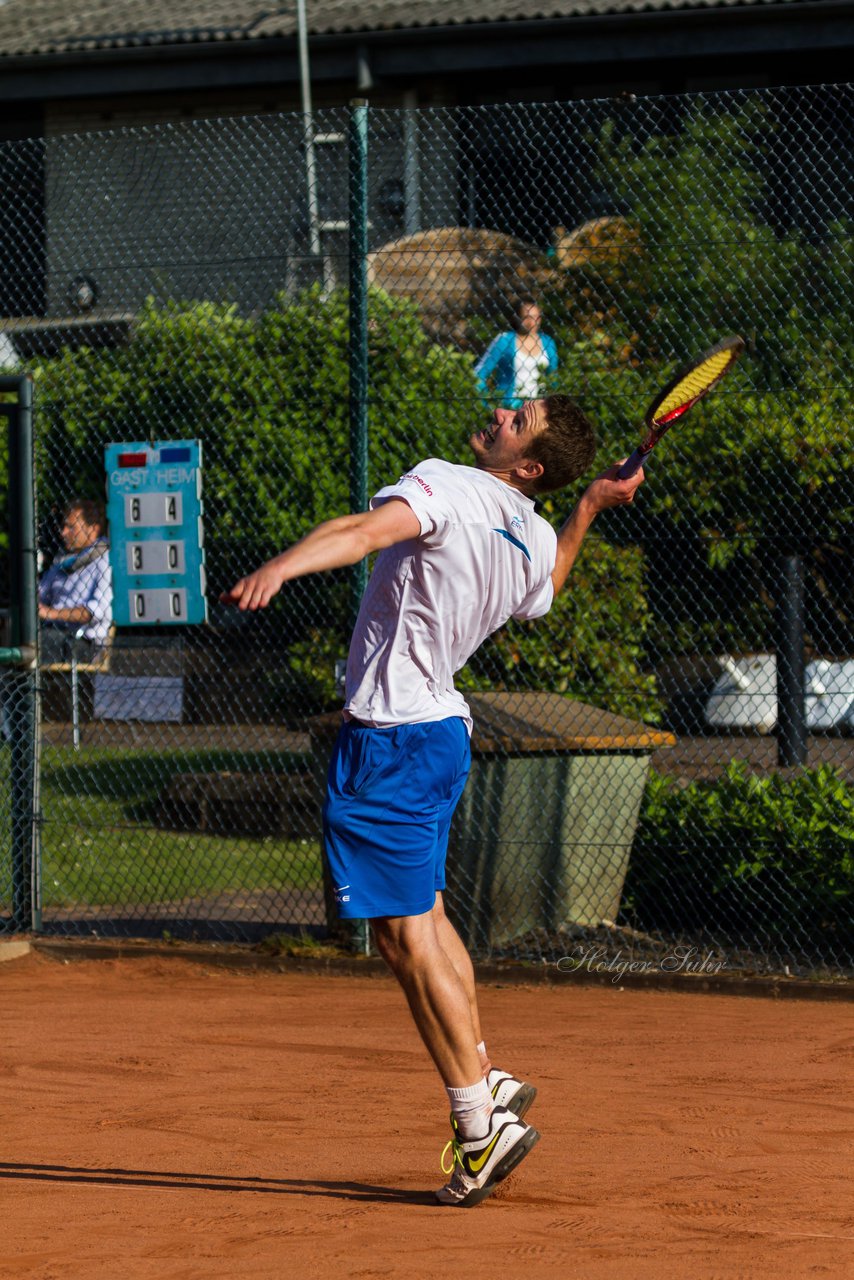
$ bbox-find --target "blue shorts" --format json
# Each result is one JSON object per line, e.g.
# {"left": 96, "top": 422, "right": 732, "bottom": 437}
{"left": 322, "top": 717, "right": 471, "bottom": 920}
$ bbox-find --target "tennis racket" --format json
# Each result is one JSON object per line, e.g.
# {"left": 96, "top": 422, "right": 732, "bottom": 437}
{"left": 618, "top": 335, "right": 745, "bottom": 480}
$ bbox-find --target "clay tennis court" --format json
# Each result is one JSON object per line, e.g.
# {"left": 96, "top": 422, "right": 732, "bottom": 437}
{"left": 2, "top": 949, "right": 851, "bottom": 1280}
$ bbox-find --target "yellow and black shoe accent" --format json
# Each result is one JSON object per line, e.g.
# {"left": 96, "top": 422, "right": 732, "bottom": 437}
{"left": 436, "top": 1106, "right": 541, "bottom": 1207}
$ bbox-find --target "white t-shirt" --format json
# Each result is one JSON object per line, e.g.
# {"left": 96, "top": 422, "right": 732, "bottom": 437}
{"left": 344, "top": 459, "right": 557, "bottom": 733}
{"left": 514, "top": 345, "right": 548, "bottom": 400}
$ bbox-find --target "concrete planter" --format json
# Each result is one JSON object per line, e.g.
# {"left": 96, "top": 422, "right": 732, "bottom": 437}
{"left": 446, "top": 693, "right": 675, "bottom": 949}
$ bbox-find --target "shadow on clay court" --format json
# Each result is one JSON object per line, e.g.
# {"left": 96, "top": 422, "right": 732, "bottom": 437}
{"left": 0, "top": 1162, "right": 436, "bottom": 1206}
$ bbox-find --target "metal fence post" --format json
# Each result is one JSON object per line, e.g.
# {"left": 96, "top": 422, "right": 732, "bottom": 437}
{"left": 776, "top": 554, "right": 807, "bottom": 768}
{"left": 346, "top": 97, "right": 370, "bottom": 954}
{"left": 0, "top": 376, "right": 40, "bottom": 931}
{"left": 348, "top": 98, "right": 369, "bottom": 617}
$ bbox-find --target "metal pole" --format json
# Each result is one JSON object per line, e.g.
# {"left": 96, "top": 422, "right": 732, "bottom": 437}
{"left": 71, "top": 653, "right": 81, "bottom": 751}
{"left": 297, "top": 0, "right": 323, "bottom": 265}
{"left": 348, "top": 98, "right": 369, "bottom": 621}
{"left": 403, "top": 90, "right": 421, "bottom": 236}
{"left": 347, "top": 98, "right": 370, "bottom": 955}
{"left": 776, "top": 554, "right": 807, "bottom": 768}
{"left": 1, "top": 376, "right": 40, "bottom": 931}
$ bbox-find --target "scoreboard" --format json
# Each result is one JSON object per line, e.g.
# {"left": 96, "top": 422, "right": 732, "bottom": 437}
{"left": 105, "top": 440, "right": 207, "bottom": 625}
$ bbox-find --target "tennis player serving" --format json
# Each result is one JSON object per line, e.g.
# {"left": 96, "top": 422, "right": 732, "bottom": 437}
{"left": 222, "top": 395, "right": 643, "bottom": 1207}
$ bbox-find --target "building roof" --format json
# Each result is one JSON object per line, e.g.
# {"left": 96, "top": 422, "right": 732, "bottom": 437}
{"left": 0, "top": 0, "right": 829, "bottom": 58}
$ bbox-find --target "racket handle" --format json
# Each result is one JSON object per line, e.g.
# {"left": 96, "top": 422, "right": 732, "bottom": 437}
{"left": 617, "top": 448, "right": 647, "bottom": 480}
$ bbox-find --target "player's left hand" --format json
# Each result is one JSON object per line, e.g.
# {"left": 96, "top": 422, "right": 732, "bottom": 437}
{"left": 584, "top": 461, "right": 645, "bottom": 512}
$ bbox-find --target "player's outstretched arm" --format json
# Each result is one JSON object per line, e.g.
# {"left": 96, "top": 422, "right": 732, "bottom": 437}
{"left": 220, "top": 498, "right": 422, "bottom": 611}
{"left": 551, "top": 463, "right": 644, "bottom": 595}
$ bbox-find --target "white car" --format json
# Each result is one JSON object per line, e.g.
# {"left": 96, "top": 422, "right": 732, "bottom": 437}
{"left": 705, "top": 655, "right": 854, "bottom": 732}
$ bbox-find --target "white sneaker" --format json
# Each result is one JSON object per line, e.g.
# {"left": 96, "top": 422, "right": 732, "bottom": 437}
{"left": 436, "top": 1106, "right": 541, "bottom": 1207}
{"left": 487, "top": 1067, "right": 537, "bottom": 1119}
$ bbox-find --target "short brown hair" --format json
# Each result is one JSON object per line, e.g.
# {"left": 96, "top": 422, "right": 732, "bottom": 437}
{"left": 525, "top": 395, "right": 597, "bottom": 494}
{"left": 64, "top": 497, "right": 106, "bottom": 535}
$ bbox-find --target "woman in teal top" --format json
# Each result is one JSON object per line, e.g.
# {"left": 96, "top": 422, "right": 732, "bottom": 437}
{"left": 475, "top": 296, "right": 558, "bottom": 408}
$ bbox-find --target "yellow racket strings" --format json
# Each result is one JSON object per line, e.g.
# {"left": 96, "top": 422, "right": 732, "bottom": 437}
{"left": 655, "top": 348, "right": 735, "bottom": 422}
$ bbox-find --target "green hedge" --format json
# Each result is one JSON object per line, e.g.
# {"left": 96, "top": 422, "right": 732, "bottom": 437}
{"left": 33, "top": 289, "right": 478, "bottom": 566}
{"left": 624, "top": 762, "right": 854, "bottom": 945}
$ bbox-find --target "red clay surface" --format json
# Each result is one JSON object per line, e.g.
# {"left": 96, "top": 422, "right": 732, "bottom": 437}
{"left": 2, "top": 951, "right": 852, "bottom": 1280}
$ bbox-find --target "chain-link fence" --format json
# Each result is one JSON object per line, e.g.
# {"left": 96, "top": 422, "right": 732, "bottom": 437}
{"left": 0, "top": 83, "right": 851, "bottom": 977}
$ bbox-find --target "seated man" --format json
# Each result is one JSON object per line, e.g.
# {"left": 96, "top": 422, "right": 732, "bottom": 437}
{"left": 38, "top": 497, "right": 113, "bottom": 663}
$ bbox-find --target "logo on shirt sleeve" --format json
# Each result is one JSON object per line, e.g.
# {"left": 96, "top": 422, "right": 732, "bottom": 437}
{"left": 401, "top": 472, "right": 433, "bottom": 497}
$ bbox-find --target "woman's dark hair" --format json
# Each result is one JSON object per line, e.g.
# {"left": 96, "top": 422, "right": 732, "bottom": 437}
{"left": 511, "top": 295, "right": 540, "bottom": 332}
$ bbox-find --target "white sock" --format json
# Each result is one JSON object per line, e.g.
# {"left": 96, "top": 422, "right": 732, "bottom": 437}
{"left": 446, "top": 1077, "right": 494, "bottom": 1141}
{"left": 476, "top": 1040, "right": 489, "bottom": 1074}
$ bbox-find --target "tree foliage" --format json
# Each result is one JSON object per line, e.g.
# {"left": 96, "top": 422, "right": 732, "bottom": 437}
{"left": 534, "top": 100, "right": 853, "bottom": 657}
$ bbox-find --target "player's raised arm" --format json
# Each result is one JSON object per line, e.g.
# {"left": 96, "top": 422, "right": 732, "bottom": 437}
{"left": 220, "top": 498, "right": 422, "bottom": 611}
{"left": 550, "top": 462, "right": 644, "bottom": 595}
